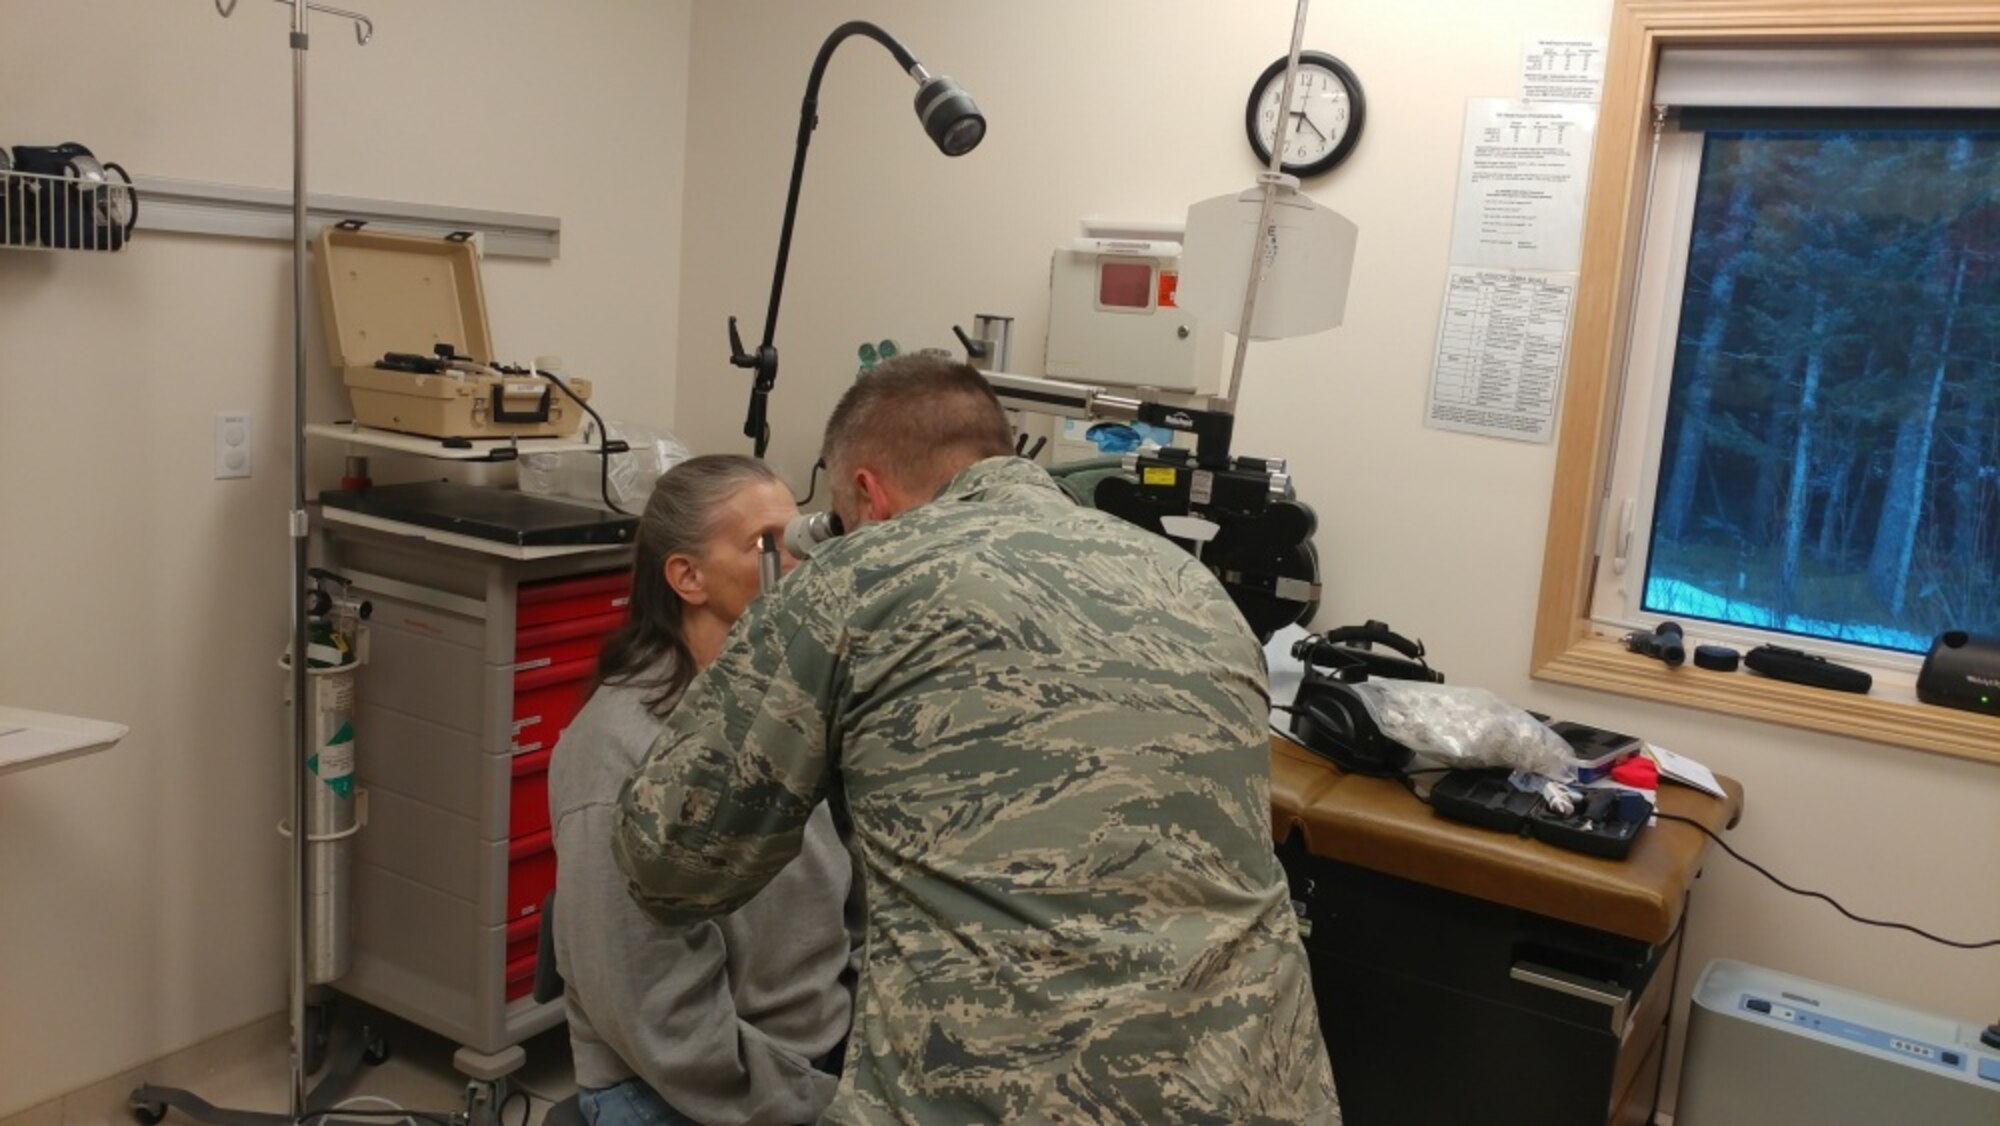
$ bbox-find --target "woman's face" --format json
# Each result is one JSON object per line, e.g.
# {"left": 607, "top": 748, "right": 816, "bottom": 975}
{"left": 680, "top": 478, "right": 800, "bottom": 626}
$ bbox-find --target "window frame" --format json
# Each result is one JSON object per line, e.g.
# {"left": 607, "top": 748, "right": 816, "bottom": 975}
{"left": 1532, "top": 0, "right": 2000, "bottom": 766}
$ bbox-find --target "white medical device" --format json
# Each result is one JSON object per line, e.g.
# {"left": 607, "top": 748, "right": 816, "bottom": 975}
{"left": 1676, "top": 959, "right": 2000, "bottom": 1124}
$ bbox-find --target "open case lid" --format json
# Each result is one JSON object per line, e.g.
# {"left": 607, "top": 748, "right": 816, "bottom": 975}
{"left": 313, "top": 225, "right": 494, "bottom": 368}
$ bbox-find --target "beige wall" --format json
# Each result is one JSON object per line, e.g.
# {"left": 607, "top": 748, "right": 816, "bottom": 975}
{"left": 674, "top": 0, "right": 2000, "bottom": 1111}
{"left": 0, "top": 0, "right": 690, "bottom": 1113}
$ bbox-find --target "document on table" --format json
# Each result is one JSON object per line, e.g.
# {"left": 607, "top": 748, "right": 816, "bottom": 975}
{"left": 1448, "top": 98, "right": 1596, "bottom": 272}
{"left": 1424, "top": 267, "right": 1576, "bottom": 443}
{"left": 1521, "top": 37, "right": 1607, "bottom": 103}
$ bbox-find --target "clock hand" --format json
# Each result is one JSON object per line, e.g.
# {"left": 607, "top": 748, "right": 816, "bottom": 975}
{"left": 1290, "top": 109, "right": 1326, "bottom": 142}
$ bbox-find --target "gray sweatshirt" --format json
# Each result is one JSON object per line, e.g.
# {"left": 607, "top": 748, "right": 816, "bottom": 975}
{"left": 550, "top": 670, "right": 855, "bottom": 1125}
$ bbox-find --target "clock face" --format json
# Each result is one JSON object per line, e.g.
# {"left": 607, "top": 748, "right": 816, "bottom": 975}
{"left": 1246, "top": 51, "right": 1366, "bottom": 176}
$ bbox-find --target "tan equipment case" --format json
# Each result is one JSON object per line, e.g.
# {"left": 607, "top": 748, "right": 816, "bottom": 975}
{"left": 314, "top": 226, "right": 591, "bottom": 440}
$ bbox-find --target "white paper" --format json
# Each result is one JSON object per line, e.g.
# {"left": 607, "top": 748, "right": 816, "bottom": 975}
{"left": 1522, "top": 37, "right": 1607, "bottom": 103}
{"left": 1646, "top": 743, "right": 1728, "bottom": 799}
{"left": 1425, "top": 267, "right": 1576, "bottom": 443}
{"left": 1449, "top": 98, "right": 1597, "bottom": 272}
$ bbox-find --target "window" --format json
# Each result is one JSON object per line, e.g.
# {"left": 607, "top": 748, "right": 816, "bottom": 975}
{"left": 1594, "top": 118, "right": 2000, "bottom": 659}
{"left": 1534, "top": 0, "right": 2000, "bottom": 763}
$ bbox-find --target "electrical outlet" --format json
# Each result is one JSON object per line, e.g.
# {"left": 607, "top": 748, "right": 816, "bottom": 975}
{"left": 214, "top": 411, "right": 252, "bottom": 479}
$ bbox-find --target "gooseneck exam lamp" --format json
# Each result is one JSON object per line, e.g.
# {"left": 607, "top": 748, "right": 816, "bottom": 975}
{"left": 727, "top": 21, "right": 986, "bottom": 458}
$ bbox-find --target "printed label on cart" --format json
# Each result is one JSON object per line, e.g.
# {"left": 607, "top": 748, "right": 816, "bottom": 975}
{"left": 612, "top": 596, "right": 631, "bottom": 608}
{"left": 1143, "top": 467, "right": 1177, "bottom": 487}
{"left": 512, "top": 657, "right": 553, "bottom": 672}
{"left": 512, "top": 742, "right": 544, "bottom": 756}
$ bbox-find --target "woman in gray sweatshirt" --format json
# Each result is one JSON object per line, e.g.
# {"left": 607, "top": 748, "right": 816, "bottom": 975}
{"left": 550, "top": 455, "right": 856, "bottom": 1126}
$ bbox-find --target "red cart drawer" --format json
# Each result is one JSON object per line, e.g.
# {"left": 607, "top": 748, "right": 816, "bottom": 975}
{"left": 518, "top": 572, "right": 632, "bottom": 629}
{"left": 504, "top": 948, "right": 537, "bottom": 1002}
{"left": 511, "top": 658, "right": 596, "bottom": 754}
{"left": 505, "top": 912, "right": 541, "bottom": 966}
{"left": 515, "top": 611, "right": 626, "bottom": 671}
{"left": 510, "top": 748, "right": 554, "bottom": 839}
{"left": 506, "top": 830, "right": 557, "bottom": 921}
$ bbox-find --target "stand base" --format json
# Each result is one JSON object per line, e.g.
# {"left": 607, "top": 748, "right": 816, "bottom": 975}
{"left": 127, "top": 1021, "right": 390, "bottom": 1125}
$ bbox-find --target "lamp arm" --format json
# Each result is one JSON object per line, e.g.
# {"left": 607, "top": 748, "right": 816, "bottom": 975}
{"left": 734, "top": 21, "right": 923, "bottom": 456}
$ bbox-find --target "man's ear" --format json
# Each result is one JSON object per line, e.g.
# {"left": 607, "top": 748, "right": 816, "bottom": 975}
{"left": 853, "top": 467, "right": 901, "bottom": 524}
{"left": 664, "top": 554, "right": 708, "bottom": 606}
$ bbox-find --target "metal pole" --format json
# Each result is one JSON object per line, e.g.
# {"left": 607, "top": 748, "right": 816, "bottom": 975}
{"left": 1220, "top": 0, "right": 1311, "bottom": 411}
{"left": 287, "top": 0, "right": 311, "bottom": 1116}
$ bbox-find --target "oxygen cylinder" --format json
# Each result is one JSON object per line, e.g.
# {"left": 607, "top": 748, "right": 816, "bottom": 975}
{"left": 285, "top": 586, "right": 369, "bottom": 986}
{"left": 300, "top": 652, "right": 357, "bottom": 984}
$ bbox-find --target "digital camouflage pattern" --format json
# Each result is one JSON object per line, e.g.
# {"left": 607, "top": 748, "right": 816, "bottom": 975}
{"left": 614, "top": 456, "right": 1338, "bottom": 1124}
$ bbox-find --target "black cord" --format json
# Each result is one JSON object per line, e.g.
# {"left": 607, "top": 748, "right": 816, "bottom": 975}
{"left": 795, "top": 457, "right": 824, "bottom": 506}
{"left": 1654, "top": 811, "right": 2000, "bottom": 950}
{"left": 537, "top": 367, "right": 629, "bottom": 517}
{"left": 500, "top": 1089, "right": 531, "bottom": 1126}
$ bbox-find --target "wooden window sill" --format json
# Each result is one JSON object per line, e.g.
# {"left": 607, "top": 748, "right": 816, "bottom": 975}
{"left": 1533, "top": 637, "right": 2000, "bottom": 766}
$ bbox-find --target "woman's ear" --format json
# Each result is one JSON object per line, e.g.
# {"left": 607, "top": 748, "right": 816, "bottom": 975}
{"left": 664, "top": 553, "right": 708, "bottom": 606}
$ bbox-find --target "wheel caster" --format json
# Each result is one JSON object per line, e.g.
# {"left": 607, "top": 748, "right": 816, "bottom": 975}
{"left": 464, "top": 1077, "right": 509, "bottom": 1126}
{"left": 129, "top": 1099, "right": 167, "bottom": 1125}
{"left": 362, "top": 1035, "right": 391, "bottom": 1066}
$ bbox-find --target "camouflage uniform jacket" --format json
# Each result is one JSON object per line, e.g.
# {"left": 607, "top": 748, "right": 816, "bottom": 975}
{"left": 614, "top": 456, "right": 1339, "bottom": 1124}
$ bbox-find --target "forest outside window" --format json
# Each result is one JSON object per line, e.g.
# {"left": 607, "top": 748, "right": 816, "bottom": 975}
{"left": 1591, "top": 114, "right": 2000, "bottom": 671}
{"left": 1534, "top": 3, "right": 2000, "bottom": 763}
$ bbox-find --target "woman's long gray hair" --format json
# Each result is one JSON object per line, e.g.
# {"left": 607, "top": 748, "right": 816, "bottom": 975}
{"left": 594, "top": 453, "right": 781, "bottom": 717}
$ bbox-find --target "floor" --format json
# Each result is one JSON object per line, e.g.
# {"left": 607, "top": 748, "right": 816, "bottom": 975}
{"left": 2, "top": 1002, "right": 578, "bottom": 1126}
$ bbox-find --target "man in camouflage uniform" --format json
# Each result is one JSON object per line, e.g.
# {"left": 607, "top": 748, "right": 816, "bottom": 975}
{"left": 615, "top": 354, "right": 1339, "bottom": 1124}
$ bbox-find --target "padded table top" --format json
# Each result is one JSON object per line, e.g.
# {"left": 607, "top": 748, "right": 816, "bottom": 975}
{"left": 1269, "top": 734, "right": 1745, "bottom": 945}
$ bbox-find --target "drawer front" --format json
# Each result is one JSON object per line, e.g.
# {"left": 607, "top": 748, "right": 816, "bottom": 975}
{"left": 514, "top": 611, "right": 628, "bottom": 670}
{"left": 506, "top": 829, "right": 558, "bottom": 921}
{"left": 511, "top": 659, "right": 596, "bottom": 755}
{"left": 517, "top": 572, "right": 632, "bottom": 629}
{"left": 504, "top": 949, "right": 538, "bottom": 1003}
{"left": 510, "top": 748, "right": 554, "bottom": 840}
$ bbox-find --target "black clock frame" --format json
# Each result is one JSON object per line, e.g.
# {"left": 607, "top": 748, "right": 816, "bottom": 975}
{"left": 1245, "top": 50, "right": 1366, "bottom": 176}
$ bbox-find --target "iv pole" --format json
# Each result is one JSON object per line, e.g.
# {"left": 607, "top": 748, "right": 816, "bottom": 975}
{"left": 130, "top": 3, "right": 410, "bottom": 1124}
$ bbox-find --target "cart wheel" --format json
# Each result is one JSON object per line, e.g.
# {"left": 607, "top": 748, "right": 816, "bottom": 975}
{"left": 129, "top": 1099, "right": 168, "bottom": 1125}
{"left": 362, "top": 1035, "right": 391, "bottom": 1066}
{"left": 464, "top": 1077, "right": 508, "bottom": 1126}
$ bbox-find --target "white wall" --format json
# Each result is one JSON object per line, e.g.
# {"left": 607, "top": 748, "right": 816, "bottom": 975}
{"left": 675, "top": 0, "right": 2000, "bottom": 1112}
{"left": 0, "top": 0, "right": 690, "bottom": 1113}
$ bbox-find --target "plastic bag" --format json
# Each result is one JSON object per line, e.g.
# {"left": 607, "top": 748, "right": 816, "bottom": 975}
{"left": 1347, "top": 681, "right": 1579, "bottom": 778}
{"left": 520, "top": 420, "right": 690, "bottom": 511}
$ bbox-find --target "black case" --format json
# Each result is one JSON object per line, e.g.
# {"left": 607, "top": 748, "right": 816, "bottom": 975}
{"left": 1527, "top": 791, "right": 1645, "bottom": 860}
{"left": 1430, "top": 770, "right": 1541, "bottom": 832}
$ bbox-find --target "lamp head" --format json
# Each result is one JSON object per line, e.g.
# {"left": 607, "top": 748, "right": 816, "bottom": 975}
{"left": 914, "top": 74, "right": 985, "bottom": 156}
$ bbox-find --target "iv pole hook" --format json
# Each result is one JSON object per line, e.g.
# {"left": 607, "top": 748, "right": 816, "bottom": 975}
{"left": 217, "top": 0, "right": 374, "bottom": 44}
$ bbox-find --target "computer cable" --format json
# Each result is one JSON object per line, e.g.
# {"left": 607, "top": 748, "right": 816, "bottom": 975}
{"left": 1654, "top": 811, "right": 2000, "bottom": 950}
{"left": 532, "top": 364, "right": 630, "bottom": 517}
